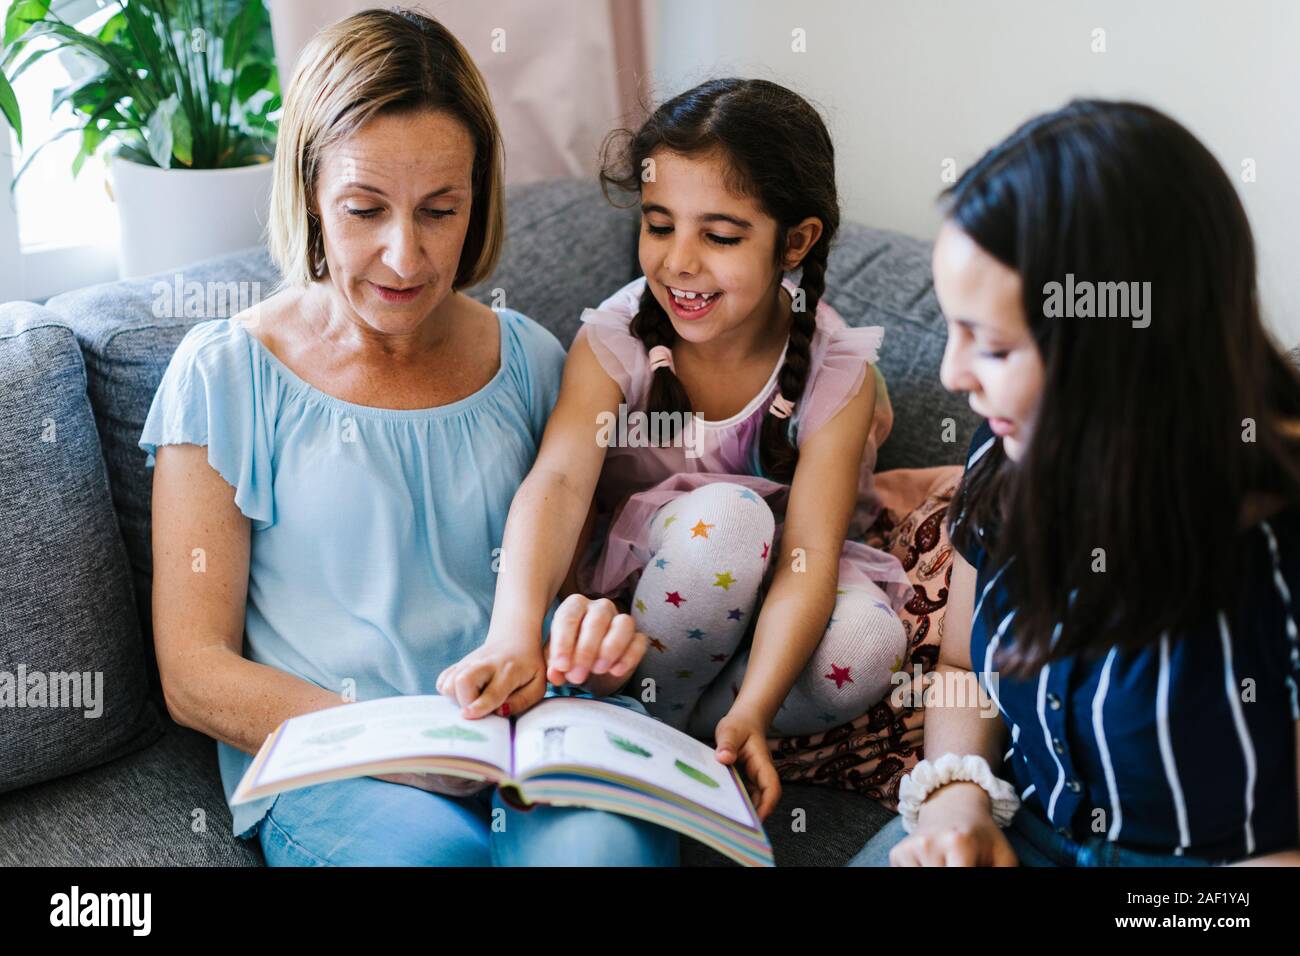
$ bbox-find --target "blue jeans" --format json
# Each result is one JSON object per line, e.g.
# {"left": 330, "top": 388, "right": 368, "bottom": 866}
{"left": 846, "top": 806, "right": 1228, "bottom": 867}
{"left": 258, "top": 774, "right": 680, "bottom": 867}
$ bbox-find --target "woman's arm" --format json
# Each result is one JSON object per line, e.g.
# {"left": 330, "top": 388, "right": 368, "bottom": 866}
{"left": 150, "top": 444, "right": 352, "bottom": 753}
{"left": 155, "top": 443, "right": 492, "bottom": 796}
{"left": 729, "top": 366, "right": 879, "bottom": 727}
{"left": 915, "top": 550, "right": 1011, "bottom": 813}
{"left": 889, "top": 551, "right": 1017, "bottom": 866}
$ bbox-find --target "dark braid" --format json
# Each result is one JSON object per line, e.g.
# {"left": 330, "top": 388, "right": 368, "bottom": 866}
{"left": 630, "top": 284, "right": 692, "bottom": 434}
{"left": 760, "top": 246, "right": 827, "bottom": 480}
{"left": 599, "top": 78, "right": 841, "bottom": 477}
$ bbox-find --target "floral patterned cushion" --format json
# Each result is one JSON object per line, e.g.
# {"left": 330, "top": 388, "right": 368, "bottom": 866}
{"left": 768, "top": 466, "right": 963, "bottom": 810}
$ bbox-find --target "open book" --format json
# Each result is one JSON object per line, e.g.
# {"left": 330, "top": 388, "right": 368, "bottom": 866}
{"left": 232, "top": 694, "right": 773, "bottom": 867}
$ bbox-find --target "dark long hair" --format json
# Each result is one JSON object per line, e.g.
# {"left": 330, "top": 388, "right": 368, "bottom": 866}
{"left": 598, "top": 78, "right": 840, "bottom": 481}
{"left": 944, "top": 99, "right": 1300, "bottom": 678}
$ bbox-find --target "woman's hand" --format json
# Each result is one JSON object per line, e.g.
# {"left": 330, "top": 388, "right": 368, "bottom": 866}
{"left": 436, "top": 641, "right": 547, "bottom": 719}
{"left": 372, "top": 771, "right": 489, "bottom": 798}
{"left": 545, "top": 594, "right": 648, "bottom": 693}
{"left": 889, "top": 781, "right": 1019, "bottom": 866}
{"left": 713, "top": 706, "right": 782, "bottom": 822}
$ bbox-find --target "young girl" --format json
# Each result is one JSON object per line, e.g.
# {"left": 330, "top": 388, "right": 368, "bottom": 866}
{"left": 437, "top": 78, "right": 914, "bottom": 820}
{"left": 851, "top": 99, "right": 1300, "bottom": 866}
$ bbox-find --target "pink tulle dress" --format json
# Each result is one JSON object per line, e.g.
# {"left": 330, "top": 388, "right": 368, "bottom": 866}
{"left": 571, "top": 276, "right": 915, "bottom": 614}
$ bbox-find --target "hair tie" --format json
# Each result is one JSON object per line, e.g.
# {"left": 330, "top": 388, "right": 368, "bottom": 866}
{"left": 648, "top": 345, "right": 675, "bottom": 374}
{"left": 769, "top": 393, "right": 796, "bottom": 419}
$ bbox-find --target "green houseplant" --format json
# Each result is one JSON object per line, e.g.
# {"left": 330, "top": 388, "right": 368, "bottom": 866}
{"left": 0, "top": 0, "right": 281, "bottom": 277}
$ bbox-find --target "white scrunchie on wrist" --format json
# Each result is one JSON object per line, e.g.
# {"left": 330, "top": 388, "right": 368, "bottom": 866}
{"left": 897, "top": 753, "right": 1021, "bottom": 833}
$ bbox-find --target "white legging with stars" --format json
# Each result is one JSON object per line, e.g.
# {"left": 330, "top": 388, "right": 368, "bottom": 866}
{"left": 625, "top": 481, "right": 908, "bottom": 739}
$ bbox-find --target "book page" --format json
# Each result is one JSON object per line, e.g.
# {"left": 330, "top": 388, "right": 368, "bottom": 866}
{"left": 513, "top": 698, "right": 755, "bottom": 826}
{"left": 251, "top": 694, "right": 512, "bottom": 789}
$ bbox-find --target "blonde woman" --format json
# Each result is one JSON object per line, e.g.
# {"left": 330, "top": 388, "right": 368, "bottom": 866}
{"left": 138, "top": 8, "right": 678, "bottom": 867}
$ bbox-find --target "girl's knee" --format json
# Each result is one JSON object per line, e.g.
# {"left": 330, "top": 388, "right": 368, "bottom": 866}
{"left": 804, "top": 590, "right": 908, "bottom": 713}
{"left": 652, "top": 482, "right": 776, "bottom": 555}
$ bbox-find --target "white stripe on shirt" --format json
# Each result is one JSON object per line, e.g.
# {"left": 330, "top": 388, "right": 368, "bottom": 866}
{"left": 1036, "top": 663, "right": 1067, "bottom": 823}
{"left": 982, "top": 611, "right": 1016, "bottom": 721}
{"left": 983, "top": 613, "right": 1023, "bottom": 789}
{"left": 1092, "top": 646, "right": 1123, "bottom": 841}
{"left": 1157, "top": 632, "right": 1192, "bottom": 855}
{"left": 1218, "top": 612, "right": 1258, "bottom": 857}
{"left": 1260, "top": 520, "right": 1300, "bottom": 720}
{"left": 968, "top": 434, "right": 996, "bottom": 468}
{"left": 972, "top": 559, "right": 1012, "bottom": 626}
{"left": 1004, "top": 722, "right": 1021, "bottom": 764}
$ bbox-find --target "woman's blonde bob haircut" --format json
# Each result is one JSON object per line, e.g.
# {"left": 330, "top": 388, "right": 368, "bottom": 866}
{"left": 268, "top": 7, "right": 505, "bottom": 290}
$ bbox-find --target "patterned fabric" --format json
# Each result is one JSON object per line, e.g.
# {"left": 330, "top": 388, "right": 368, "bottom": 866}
{"left": 767, "top": 466, "right": 963, "bottom": 811}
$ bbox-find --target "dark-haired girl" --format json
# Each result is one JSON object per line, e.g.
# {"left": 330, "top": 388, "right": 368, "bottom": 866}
{"left": 850, "top": 99, "right": 1300, "bottom": 866}
{"left": 438, "top": 78, "right": 912, "bottom": 819}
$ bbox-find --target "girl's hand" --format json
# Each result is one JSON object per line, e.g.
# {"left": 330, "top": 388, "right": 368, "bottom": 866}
{"left": 372, "top": 771, "right": 489, "bottom": 798}
{"left": 436, "top": 641, "right": 547, "bottom": 719}
{"left": 546, "top": 593, "right": 648, "bottom": 688}
{"left": 889, "top": 781, "right": 1019, "bottom": 866}
{"left": 713, "top": 707, "right": 782, "bottom": 822}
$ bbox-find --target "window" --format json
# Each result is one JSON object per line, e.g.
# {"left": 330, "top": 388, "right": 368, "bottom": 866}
{"left": 1, "top": 0, "right": 120, "bottom": 302}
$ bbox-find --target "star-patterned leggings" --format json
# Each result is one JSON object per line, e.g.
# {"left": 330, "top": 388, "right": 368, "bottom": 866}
{"left": 625, "top": 481, "right": 908, "bottom": 738}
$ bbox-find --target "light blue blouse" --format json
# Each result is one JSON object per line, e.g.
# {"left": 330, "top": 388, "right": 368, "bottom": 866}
{"left": 138, "top": 307, "right": 577, "bottom": 838}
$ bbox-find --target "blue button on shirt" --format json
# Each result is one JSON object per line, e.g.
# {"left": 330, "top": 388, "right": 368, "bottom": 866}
{"left": 954, "top": 420, "right": 1300, "bottom": 861}
{"left": 138, "top": 307, "right": 630, "bottom": 839}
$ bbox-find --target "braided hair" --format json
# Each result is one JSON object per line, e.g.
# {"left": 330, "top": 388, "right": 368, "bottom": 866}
{"left": 599, "top": 78, "right": 840, "bottom": 482}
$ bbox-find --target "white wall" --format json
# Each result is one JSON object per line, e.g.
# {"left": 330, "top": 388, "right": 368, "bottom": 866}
{"left": 651, "top": 0, "right": 1300, "bottom": 344}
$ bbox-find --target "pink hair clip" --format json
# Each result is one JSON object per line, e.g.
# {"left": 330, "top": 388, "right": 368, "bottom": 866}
{"left": 769, "top": 393, "right": 796, "bottom": 419}
{"left": 648, "top": 345, "right": 675, "bottom": 374}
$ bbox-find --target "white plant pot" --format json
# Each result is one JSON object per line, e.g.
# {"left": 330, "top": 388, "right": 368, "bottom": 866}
{"left": 108, "top": 156, "right": 274, "bottom": 279}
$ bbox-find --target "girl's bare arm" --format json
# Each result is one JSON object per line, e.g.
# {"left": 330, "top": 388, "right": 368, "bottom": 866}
{"left": 484, "top": 333, "right": 623, "bottom": 649}
{"left": 730, "top": 365, "right": 879, "bottom": 726}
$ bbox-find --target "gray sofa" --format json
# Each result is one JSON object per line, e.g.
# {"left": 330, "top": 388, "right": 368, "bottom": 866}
{"left": 0, "top": 176, "right": 978, "bottom": 866}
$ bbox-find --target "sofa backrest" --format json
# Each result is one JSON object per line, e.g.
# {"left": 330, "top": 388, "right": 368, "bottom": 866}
{"left": 39, "top": 175, "right": 976, "bottom": 673}
{"left": 0, "top": 306, "right": 163, "bottom": 791}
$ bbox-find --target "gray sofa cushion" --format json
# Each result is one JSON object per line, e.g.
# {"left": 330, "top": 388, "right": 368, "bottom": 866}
{"left": 0, "top": 304, "right": 162, "bottom": 794}
{"left": 0, "top": 709, "right": 261, "bottom": 865}
{"left": 46, "top": 246, "right": 280, "bottom": 683}
{"left": 463, "top": 176, "right": 641, "bottom": 343}
{"left": 824, "top": 222, "right": 979, "bottom": 471}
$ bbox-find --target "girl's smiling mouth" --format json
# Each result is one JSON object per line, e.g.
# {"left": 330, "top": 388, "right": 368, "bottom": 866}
{"left": 666, "top": 285, "right": 723, "bottom": 319}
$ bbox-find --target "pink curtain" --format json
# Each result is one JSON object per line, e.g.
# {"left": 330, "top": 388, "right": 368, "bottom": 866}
{"left": 267, "top": 0, "right": 651, "bottom": 185}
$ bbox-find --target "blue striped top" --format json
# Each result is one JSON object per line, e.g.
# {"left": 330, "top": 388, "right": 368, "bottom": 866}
{"left": 954, "top": 420, "right": 1300, "bottom": 862}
